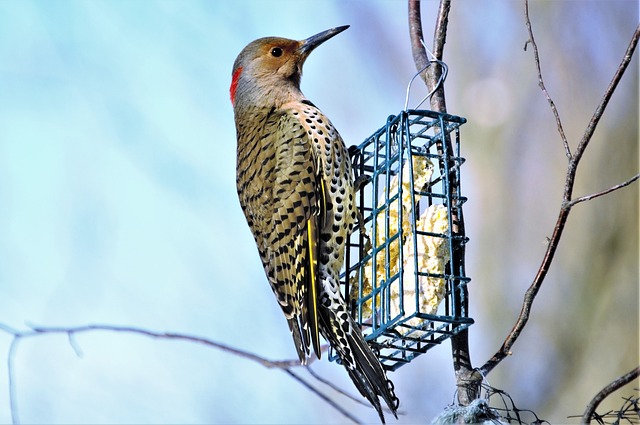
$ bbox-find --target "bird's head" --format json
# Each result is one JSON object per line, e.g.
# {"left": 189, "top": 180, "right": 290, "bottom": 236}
{"left": 230, "top": 25, "right": 349, "bottom": 109}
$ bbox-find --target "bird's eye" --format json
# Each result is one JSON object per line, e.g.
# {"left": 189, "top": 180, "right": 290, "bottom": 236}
{"left": 270, "top": 47, "right": 283, "bottom": 57}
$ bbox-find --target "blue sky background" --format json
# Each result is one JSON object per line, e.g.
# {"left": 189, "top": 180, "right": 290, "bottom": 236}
{"left": 0, "top": 1, "right": 637, "bottom": 424}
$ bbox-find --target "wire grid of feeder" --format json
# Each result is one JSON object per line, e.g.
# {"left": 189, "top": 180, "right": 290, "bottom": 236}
{"left": 333, "top": 109, "right": 473, "bottom": 371}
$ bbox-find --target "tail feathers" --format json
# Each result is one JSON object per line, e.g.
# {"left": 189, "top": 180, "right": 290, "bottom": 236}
{"left": 287, "top": 318, "right": 309, "bottom": 364}
{"left": 321, "top": 312, "right": 399, "bottom": 423}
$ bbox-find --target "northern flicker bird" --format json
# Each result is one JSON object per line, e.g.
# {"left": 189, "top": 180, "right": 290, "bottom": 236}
{"left": 231, "top": 26, "right": 398, "bottom": 422}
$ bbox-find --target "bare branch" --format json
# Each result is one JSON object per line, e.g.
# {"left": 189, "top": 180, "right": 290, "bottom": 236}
{"left": 567, "top": 174, "right": 640, "bottom": 208}
{"left": 306, "top": 365, "right": 400, "bottom": 418}
{"left": 307, "top": 366, "right": 372, "bottom": 407}
{"left": 408, "top": 0, "right": 450, "bottom": 113}
{"left": 408, "top": 0, "right": 429, "bottom": 87}
{"left": 284, "top": 369, "right": 362, "bottom": 424}
{"left": 0, "top": 323, "right": 369, "bottom": 425}
{"left": 431, "top": 0, "right": 450, "bottom": 61}
{"left": 581, "top": 366, "right": 639, "bottom": 424}
{"left": 568, "top": 23, "right": 640, "bottom": 196}
{"left": 409, "top": 0, "right": 478, "bottom": 405}
{"left": 524, "top": 0, "right": 571, "bottom": 159}
{"left": 7, "top": 338, "right": 20, "bottom": 425}
{"left": 480, "top": 203, "right": 570, "bottom": 377}
{"left": 480, "top": 5, "right": 640, "bottom": 377}
{"left": 24, "top": 323, "right": 303, "bottom": 368}
{"left": 428, "top": 0, "right": 451, "bottom": 113}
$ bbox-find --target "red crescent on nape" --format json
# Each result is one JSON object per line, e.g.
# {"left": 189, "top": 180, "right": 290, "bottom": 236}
{"left": 230, "top": 67, "right": 243, "bottom": 106}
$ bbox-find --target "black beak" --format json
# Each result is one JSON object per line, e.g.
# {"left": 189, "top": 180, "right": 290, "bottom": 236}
{"left": 299, "top": 25, "right": 349, "bottom": 56}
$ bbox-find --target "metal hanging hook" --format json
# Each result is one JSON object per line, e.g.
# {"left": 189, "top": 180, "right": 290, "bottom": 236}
{"left": 403, "top": 39, "right": 448, "bottom": 111}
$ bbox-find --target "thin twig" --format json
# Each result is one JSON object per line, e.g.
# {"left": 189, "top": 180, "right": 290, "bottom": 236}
{"left": 307, "top": 366, "right": 401, "bottom": 417}
{"left": 566, "top": 23, "right": 640, "bottom": 198}
{"left": 307, "top": 365, "right": 373, "bottom": 408}
{"left": 25, "top": 323, "right": 303, "bottom": 368}
{"left": 524, "top": 0, "right": 571, "bottom": 159}
{"left": 0, "top": 322, "right": 364, "bottom": 425}
{"left": 581, "top": 367, "right": 639, "bottom": 424}
{"left": 480, "top": 206, "right": 570, "bottom": 377}
{"left": 7, "top": 338, "right": 20, "bottom": 425}
{"left": 567, "top": 174, "right": 640, "bottom": 208}
{"left": 480, "top": 6, "right": 640, "bottom": 377}
{"left": 284, "top": 369, "right": 362, "bottom": 424}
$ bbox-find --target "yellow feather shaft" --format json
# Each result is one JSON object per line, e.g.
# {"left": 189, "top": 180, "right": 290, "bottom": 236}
{"left": 307, "top": 218, "right": 321, "bottom": 358}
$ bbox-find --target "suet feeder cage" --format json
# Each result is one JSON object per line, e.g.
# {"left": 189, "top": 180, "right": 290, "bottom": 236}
{"left": 332, "top": 109, "right": 473, "bottom": 371}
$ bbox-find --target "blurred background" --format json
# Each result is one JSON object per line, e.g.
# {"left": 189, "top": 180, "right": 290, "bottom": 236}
{"left": 0, "top": 1, "right": 637, "bottom": 423}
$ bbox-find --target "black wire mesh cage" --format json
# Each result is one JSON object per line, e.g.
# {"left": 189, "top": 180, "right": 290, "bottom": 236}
{"left": 331, "top": 109, "right": 473, "bottom": 371}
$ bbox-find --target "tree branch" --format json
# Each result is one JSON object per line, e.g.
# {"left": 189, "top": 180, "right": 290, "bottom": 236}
{"left": 480, "top": 4, "right": 640, "bottom": 377}
{"left": 567, "top": 23, "right": 640, "bottom": 198}
{"left": 428, "top": 0, "right": 451, "bottom": 113}
{"left": 23, "top": 323, "right": 306, "bottom": 368}
{"left": 408, "top": 0, "right": 429, "bottom": 87}
{"left": 523, "top": 0, "right": 571, "bottom": 159}
{"left": 408, "top": 0, "right": 450, "bottom": 112}
{"left": 567, "top": 174, "right": 640, "bottom": 208}
{"left": 307, "top": 366, "right": 374, "bottom": 408}
{"left": 408, "top": 0, "right": 479, "bottom": 406}
{"left": 480, "top": 206, "right": 570, "bottom": 376}
{"left": 6, "top": 337, "right": 20, "bottom": 425}
{"left": 0, "top": 322, "right": 363, "bottom": 425}
{"left": 581, "top": 366, "right": 639, "bottom": 424}
{"left": 284, "top": 369, "right": 362, "bottom": 424}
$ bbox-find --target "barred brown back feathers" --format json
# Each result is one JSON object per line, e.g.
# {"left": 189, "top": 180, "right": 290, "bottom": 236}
{"left": 231, "top": 26, "right": 399, "bottom": 422}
